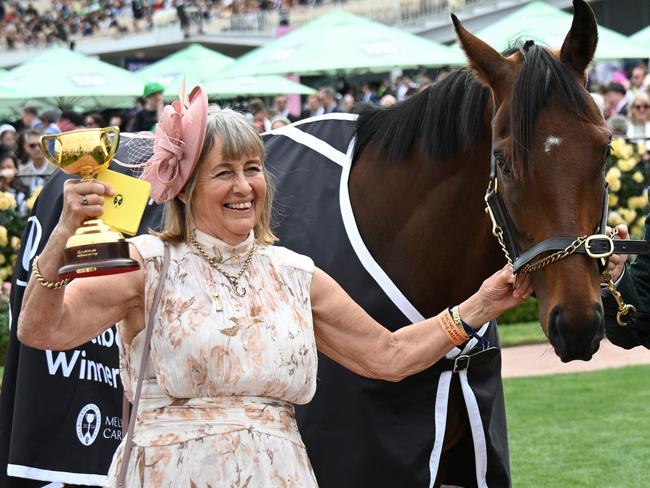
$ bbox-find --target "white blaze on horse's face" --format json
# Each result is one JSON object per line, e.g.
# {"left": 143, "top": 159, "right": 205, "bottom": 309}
{"left": 544, "top": 135, "right": 562, "bottom": 154}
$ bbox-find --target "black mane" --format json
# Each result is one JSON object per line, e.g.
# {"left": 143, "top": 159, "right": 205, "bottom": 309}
{"left": 353, "top": 68, "right": 490, "bottom": 164}
{"left": 354, "top": 43, "right": 600, "bottom": 175}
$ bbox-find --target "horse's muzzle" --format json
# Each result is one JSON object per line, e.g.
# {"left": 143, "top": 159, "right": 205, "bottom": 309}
{"left": 548, "top": 303, "right": 604, "bottom": 362}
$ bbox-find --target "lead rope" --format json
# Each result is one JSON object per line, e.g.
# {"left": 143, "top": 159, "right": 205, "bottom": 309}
{"left": 117, "top": 243, "right": 170, "bottom": 487}
{"left": 598, "top": 229, "right": 636, "bottom": 325}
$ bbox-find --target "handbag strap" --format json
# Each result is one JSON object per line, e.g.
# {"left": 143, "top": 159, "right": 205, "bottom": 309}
{"left": 117, "top": 243, "right": 170, "bottom": 488}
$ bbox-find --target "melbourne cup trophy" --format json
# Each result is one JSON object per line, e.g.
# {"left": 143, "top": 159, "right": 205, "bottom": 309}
{"left": 39, "top": 126, "right": 141, "bottom": 279}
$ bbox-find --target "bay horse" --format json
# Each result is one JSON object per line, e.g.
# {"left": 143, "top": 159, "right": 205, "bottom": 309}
{"left": 266, "top": 1, "right": 608, "bottom": 486}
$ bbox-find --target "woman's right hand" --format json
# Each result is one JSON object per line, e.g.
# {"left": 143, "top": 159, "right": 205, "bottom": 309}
{"left": 59, "top": 179, "right": 113, "bottom": 236}
{"left": 459, "top": 265, "right": 534, "bottom": 328}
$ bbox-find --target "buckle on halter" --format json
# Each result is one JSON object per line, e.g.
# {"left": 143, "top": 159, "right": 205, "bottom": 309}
{"left": 585, "top": 234, "right": 614, "bottom": 259}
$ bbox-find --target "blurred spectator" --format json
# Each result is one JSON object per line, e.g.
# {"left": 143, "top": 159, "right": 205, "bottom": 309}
{"left": 318, "top": 87, "right": 340, "bottom": 114}
{"left": 0, "top": 152, "right": 18, "bottom": 192}
{"left": 272, "top": 94, "right": 299, "bottom": 122}
{"left": 627, "top": 93, "right": 650, "bottom": 139}
{"left": 395, "top": 75, "right": 413, "bottom": 101}
{"left": 248, "top": 98, "right": 270, "bottom": 133}
{"left": 0, "top": 124, "right": 17, "bottom": 153}
{"left": 270, "top": 117, "right": 290, "bottom": 130}
{"left": 300, "top": 94, "right": 324, "bottom": 119}
{"left": 17, "top": 128, "right": 56, "bottom": 195}
{"left": 40, "top": 109, "right": 62, "bottom": 135}
{"left": 340, "top": 93, "right": 355, "bottom": 113}
{"left": 58, "top": 110, "right": 84, "bottom": 132}
{"left": 604, "top": 83, "right": 628, "bottom": 119}
{"left": 85, "top": 112, "right": 107, "bottom": 128}
{"left": 361, "top": 82, "right": 380, "bottom": 105}
{"left": 109, "top": 112, "right": 133, "bottom": 132}
{"left": 607, "top": 115, "right": 628, "bottom": 138}
{"left": 175, "top": 0, "right": 190, "bottom": 38}
{"left": 132, "top": 82, "right": 164, "bottom": 132}
{"left": 627, "top": 65, "right": 649, "bottom": 102}
{"left": 0, "top": 152, "right": 27, "bottom": 210}
{"left": 21, "top": 106, "right": 41, "bottom": 130}
{"left": 379, "top": 94, "right": 397, "bottom": 107}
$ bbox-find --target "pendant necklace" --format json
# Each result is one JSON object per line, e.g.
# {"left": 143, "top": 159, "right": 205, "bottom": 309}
{"left": 190, "top": 235, "right": 257, "bottom": 300}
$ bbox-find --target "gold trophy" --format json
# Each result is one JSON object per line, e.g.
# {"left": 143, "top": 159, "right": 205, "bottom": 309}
{"left": 40, "top": 127, "right": 140, "bottom": 279}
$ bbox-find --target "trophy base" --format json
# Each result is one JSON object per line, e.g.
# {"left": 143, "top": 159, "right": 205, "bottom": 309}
{"left": 59, "top": 240, "right": 140, "bottom": 279}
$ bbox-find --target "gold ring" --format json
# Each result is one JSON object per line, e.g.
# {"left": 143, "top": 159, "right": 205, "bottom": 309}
{"left": 81, "top": 195, "right": 88, "bottom": 206}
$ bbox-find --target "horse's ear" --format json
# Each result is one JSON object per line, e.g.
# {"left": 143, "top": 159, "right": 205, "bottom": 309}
{"left": 560, "top": 0, "right": 598, "bottom": 82}
{"left": 452, "top": 14, "right": 512, "bottom": 104}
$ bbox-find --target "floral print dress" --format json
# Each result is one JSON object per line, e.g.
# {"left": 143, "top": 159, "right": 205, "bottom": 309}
{"left": 105, "top": 230, "right": 319, "bottom": 487}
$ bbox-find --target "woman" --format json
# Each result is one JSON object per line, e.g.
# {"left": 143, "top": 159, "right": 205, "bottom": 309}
{"left": 0, "top": 124, "right": 17, "bottom": 153}
{"left": 18, "top": 86, "right": 532, "bottom": 487}
{"left": 0, "top": 152, "right": 27, "bottom": 210}
{"left": 626, "top": 93, "right": 650, "bottom": 139}
{"left": 84, "top": 112, "right": 106, "bottom": 129}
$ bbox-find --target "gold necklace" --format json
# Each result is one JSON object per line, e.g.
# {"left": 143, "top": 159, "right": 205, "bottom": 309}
{"left": 190, "top": 235, "right": 257, "bottom": 297}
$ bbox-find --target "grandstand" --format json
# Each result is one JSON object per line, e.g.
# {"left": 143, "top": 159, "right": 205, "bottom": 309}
{"left": 0, "top": 0, "right": 645, "bottom": 70}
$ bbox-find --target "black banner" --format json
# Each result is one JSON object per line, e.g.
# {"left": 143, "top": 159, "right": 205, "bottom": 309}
{"left": 0, "top": 163, "right": 162, "bottom": 486}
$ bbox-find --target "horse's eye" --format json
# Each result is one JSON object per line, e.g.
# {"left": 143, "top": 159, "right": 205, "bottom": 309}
{"left": 495, "top": 152, "right": 512, "bottom": 178}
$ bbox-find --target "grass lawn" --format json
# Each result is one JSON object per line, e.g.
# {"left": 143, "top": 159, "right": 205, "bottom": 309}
{"left": 505, "top": 365, "right": 650, "bottom": 487}
{"left": 499, "top": 321, "right": 547, "bottom": 347}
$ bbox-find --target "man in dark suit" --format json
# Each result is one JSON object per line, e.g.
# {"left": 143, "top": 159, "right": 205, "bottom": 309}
{"left": 603, "top": 223, "right": 650, "bottom": 348}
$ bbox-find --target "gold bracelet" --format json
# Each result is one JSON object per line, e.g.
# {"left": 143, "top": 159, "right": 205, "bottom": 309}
{"left": 32, "top": 255, "right": 71, "bottom": 290}
{"left": 450, "top": 306, "right": 465, "bottom": 331}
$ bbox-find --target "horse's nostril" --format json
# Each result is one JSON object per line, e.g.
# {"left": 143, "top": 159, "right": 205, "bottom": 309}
{"left": 548, "top": 305, "right": 565, "bottom": 354}
{"left": 549, "top": 303, "right": 604, "bottom": 361}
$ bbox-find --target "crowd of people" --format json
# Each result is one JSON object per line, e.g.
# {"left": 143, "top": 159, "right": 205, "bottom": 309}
{"left": 591, "top": 61, "right": 650, "bottom": 139}
{"left": 0, "top": 0, "right": 340, "bottom": 50}
{"left": 0, "top": 106, "right": 90, "bottom": 212}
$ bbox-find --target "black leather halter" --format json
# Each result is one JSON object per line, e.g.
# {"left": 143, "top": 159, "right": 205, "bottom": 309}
{"left": 484, "top": 40, "right": 650, "bottom": 276}
{"left": 484, "top": 133, "right": 650, "bottom": 275}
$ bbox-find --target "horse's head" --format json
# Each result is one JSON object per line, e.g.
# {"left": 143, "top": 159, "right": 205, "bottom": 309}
{"left": 454, "top": 0, "right": 610, "bottom": 362}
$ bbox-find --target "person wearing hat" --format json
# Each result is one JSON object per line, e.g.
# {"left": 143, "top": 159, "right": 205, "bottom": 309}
{"left": 0, "top": 123, "right": 17, "bottom": 153}
{"left": 132, "top": 81, "right": 165, "bottom": 132}
{"left": 16, "top": 85, "right": 531, "bottom": 486}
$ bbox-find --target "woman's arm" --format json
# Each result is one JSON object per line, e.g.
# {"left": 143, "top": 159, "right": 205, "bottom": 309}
{"left": 17, "top": 179, "right": 145, "bottom": 351}
{"left": 311, "top": 266, "right": 532, "bottom": 382}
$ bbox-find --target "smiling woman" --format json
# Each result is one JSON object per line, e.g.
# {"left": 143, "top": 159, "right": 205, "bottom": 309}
{"left": 15, "top": 85, "right": 532, "bottom": 488}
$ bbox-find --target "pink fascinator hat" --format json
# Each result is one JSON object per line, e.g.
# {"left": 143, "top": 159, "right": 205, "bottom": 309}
{"left": 141, "top": 84, "right": 208, "bottom": 203}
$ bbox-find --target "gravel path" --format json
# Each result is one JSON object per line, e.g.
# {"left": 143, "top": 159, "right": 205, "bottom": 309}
{"left": 501, "top": 340, "right": 650, "bottom": 378}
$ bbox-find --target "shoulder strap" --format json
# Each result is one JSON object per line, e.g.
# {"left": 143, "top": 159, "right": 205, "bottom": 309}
{"left": 117, "top": 243, "right": 170, "bottom": 488}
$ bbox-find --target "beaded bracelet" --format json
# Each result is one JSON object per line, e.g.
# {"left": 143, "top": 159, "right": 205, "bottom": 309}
{"left": 437, "top": 308, "right": 469, "bottom": 346}
{"left": 32, "top": 255, "right": 71, "bottom": 290}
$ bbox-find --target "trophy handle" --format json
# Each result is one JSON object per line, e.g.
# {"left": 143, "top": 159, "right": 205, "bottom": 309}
{"left": 39, "top": 134, "right": 61, "bottom": 164}
{"left": 100, "top": 126, "right": 120, "bottom": 163}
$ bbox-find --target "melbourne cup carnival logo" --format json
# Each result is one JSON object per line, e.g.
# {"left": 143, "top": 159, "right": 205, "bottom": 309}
{"left": 76, "top": 403, "right": 101, "bottom": 446}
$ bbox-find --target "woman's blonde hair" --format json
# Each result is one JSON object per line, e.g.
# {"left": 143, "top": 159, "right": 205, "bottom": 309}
{"left": 629, "top": 93, "right": 650, "bottom": 124}
{"left": 152, "top": 106, "right": 277, "bottom": 245}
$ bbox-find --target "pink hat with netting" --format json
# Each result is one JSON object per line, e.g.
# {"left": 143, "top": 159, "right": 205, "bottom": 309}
{"left": 141, "top": 84, "right": 208, "bottom": 203}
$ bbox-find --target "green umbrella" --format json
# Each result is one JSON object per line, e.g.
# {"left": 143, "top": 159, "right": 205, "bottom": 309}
{"left": 631, "top": 25, "right": 650, "bottom": 46}
{"left": 454, "top": 1, "right": 649, "bottom": 60}
{"left": 0, "top": 47, "right": 143, "bottom": 109}
{"left": 202, "top": 75, "right": 315, "bottom": 97}
{"left": 136, "top": 44, "right": 235, "bottom": 99}
{"left": 218, "top": 9, "right": 465, "bottom": 78}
